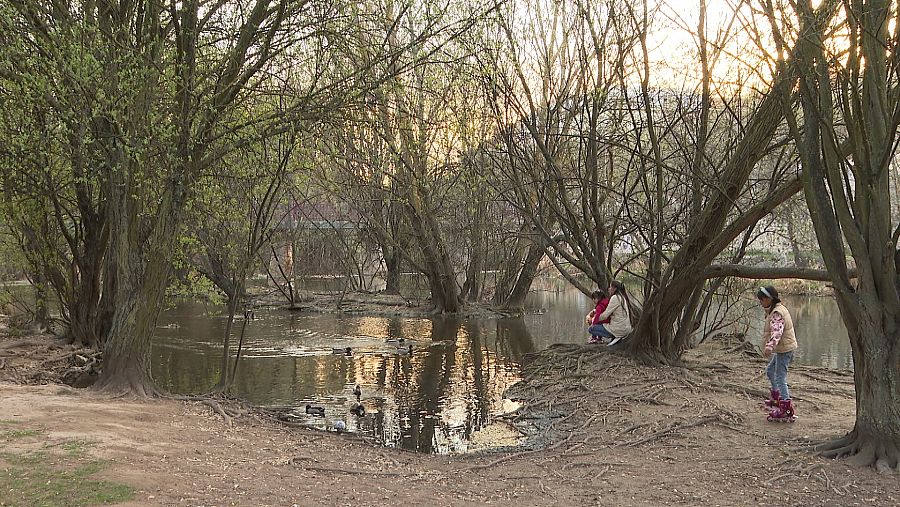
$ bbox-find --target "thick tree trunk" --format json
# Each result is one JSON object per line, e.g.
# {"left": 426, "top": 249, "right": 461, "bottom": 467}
{"left": 818, "top": 323, "right": 900, "bottom": 469}
{"left": 93, "top": 262, "right": 167, "bottom": 396}
{"left": 383, "top": 248, "right": 402, "bottom": 295}
{"left": 462, "top": 249, "right": 484, "bottom": 303}
{"left": 94, "top": 177, "right": 182, "bottom": 396}
{"left": 498, "top": 243, "right": 544, "bottom": 311}
{"left": 404, "top": 192, "right": 461, "bottom": 313}
{"left": 67, "top": 238, "right": 107, "bottom": 348}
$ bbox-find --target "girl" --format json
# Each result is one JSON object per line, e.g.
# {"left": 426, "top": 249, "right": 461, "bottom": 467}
{"left": 586, "top": 289, "right": 610, "bottom": 344}
{"left": 588, "top": 280, "right": 634, "bottom": 347}
{"left": 757, "top": 286, "right": 798, "bottom": 422}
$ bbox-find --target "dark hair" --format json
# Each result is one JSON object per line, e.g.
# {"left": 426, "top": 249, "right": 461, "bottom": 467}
{"left": 756, "top": 286, "right": 781, "bottom": 305}
{"left": 610, "top": 280, "right": 636, "bottom": 325}
{"left": 591, "top": 289, "right": 607, "bottom": 300}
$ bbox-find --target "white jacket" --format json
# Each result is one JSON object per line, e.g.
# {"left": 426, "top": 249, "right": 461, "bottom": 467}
{"left": 596, "top": 294, "right": 632, "bottom": 338}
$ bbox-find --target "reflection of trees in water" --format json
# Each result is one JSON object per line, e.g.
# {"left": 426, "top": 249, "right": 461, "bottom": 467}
{"left": 408, "top": 319, "right": 459, "bottom": 453}
{"left": 782, "top": 296, "right": 852, "bottom": 369}
{"left": 367, "top": 317, "right": 536, "bottom": 453}
{"left": 495, "top": 318, "right": 537, "bottom": 361}
{"left": 464, "top": 320, "right": 489, "bottom": 440}
{"left": 151, "top": 344, "right": 220, "bottom": 394}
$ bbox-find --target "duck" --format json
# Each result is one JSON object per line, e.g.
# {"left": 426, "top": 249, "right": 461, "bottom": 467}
{"left": 305, "top": 404, "right": 326, "bottom": 417}
{"left": 350, "top": 403, "right": 366, "bottom": 417}
{"left": 352, "top": 385, "right": 362, "bottom": 398}
{"left": 333, "top": 420, "right": 347, "bottom": 434}
{"left": 332, "top": 347, "right": 352, "bottom": 356}
{"left": 385, "top": 337, "right": 406, "bottom": 345}
{"left": 397, "top": 344, "right": 413, "bottom": 355}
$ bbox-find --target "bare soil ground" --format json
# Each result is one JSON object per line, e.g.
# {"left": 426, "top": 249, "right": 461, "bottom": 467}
{"left": 1, "top": 330, "right": 899, "bottom": 506}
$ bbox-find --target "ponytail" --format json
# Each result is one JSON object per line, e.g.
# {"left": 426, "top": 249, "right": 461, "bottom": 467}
{"left": 611, "top": 280, "right": 636, "bottom": 325}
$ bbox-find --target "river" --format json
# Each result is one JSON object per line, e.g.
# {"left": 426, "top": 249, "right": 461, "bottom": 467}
{"left": 151, "top": 287, "right": 851, "bottom": 454}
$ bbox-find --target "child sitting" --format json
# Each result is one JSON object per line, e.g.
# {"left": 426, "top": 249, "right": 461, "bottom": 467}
{"left": 586, "top": 289, "right": 611, "bottom": 344}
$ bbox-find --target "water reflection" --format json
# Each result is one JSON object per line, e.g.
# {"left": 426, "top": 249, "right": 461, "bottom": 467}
{"left": 742, "top": 294, "right": 852, "bottom": 369}
{"left": 151, "top": 288, "right": 853, "bottom": 454}
{"left": 152, "top": 304, "right": 544, "bottom": 454}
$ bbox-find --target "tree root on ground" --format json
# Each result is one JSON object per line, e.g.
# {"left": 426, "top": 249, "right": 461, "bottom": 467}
{"left": 619, "top": 414, "right": 724, "bottom": 447}
{"left": 201, "top": 399, "right": 232, "bottom": 426}
{"left": 167, "top": 394, "right": 248, "bottom": 426}
{"left": 764, "top": 460, "right": 854, "bottom": 495}
{"left": 816, "top": 428, "right": 900, "bottom": 472}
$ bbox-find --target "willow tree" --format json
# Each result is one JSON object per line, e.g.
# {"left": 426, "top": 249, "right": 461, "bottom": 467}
{"left": 776, "top": 0, "right": 900, "bottom": 470}
{"left": 4, "top": 0, "right": 384, "bottom": 395}
{"left": 316, "top": 0, "right": 497, "bottom": 313}
{"left": 617, "top": 0, "right": 844, "bottom": 363}
{"left": 479, "top": 0, "right": 642, "bottom": 297}
{"left": 0, "top": 6, "right": 113, "bottom": 347}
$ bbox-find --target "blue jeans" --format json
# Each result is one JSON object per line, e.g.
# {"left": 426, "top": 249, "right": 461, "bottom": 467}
{"left": 766, "top": 350, "right": 795, "bottom": 400}
{"left": 588, "top": 324, "right": 615, "bottom": 339}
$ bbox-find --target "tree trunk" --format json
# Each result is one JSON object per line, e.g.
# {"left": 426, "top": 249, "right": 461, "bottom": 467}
{"left": 67, "top": 236, "right": 107, "bottom": 348}
{"left": 94, "top": 263, "right": 167, "bottom": 396}
{"left": 31, "top": 278, "right": 51, "bottom": 332}
{"left": 785, "top": 215, "right": 807, "bottom": 268}
{"left": 383, "top": 247, "right": 402, "bottom": 295}
{"left": 215, "top": 289, "right": 239, "bottom": 391}
{"left": 403, "top": 190, "right": 461, "bottom": 313}
{"left": 462, "top": 247, "right": 484, "bottom": 303}
{"left": 498, "top": 243, "right": 544, "bottom": 311}
{"left": 818, "top": 321, "right": 900, "bottom": 469}
{"left": 94, "top": 179, "right": 183, "bottom": 396}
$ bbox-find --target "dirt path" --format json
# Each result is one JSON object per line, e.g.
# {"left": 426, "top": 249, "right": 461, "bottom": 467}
{"left": 1, "top": 338, "right": 899, "bottom": 506}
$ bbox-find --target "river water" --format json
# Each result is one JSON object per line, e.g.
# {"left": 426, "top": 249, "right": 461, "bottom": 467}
{"left": 151, "top": 287, "right": 851, "bottom": 454}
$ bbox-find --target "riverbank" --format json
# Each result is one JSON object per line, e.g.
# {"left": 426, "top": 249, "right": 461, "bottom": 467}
{"left": 1, "top": 331, "right": 897, "bottom": 506}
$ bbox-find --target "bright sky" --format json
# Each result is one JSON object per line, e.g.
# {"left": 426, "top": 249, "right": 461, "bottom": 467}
{"left": 647, "top": 0, "right": 773, "bottom": 92}
{"left": 503, "top": 0, "right": 780, "bottom": 102}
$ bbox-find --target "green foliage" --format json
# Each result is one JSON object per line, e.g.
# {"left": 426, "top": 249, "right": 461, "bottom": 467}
{"left": 165, "top": 269, "right": 225, "bottom": 305}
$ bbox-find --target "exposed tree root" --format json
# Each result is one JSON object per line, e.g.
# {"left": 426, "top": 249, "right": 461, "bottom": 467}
{"left": 202, "top": 399, "right": 232, "bottom": 426}
{"left": 619, "top": 415, "right": 723, "bottom": 447}
{"left": 816, "top": 428, "right": 900, "bottom": 472}
{"left": 165, "top": 393, "right": 248, "bottom": 425}
{"left": 92, "top": 375, "right": 161, "bottom": 399}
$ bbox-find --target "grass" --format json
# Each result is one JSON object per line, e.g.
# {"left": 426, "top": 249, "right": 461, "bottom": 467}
{"left": 1, "top": 429, "right": 43, "bottom": 441}
{"left": 0, "top": 433, "right": 134, "bottom": 507}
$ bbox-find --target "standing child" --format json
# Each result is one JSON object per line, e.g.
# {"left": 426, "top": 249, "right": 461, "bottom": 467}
{"left": 586, "top": 290, "right": 611, "bottom": 344}
{"left": 757, "top": 286, "right": 799, "bottom": 422}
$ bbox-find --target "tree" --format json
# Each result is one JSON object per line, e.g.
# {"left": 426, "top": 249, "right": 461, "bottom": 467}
{"left": 0, "top": 7, "right": 113, "bottom": 346}
{"left": 479, "top": 0, "right": 641, "bottom": 296}
{"left": 619, "top": 0, "right": 838, "bottom": 362}
{"left": 317, "top": 0, "right": 498, "bottom": 313}
{"left": 189, "top": 126, "right": 293, "bottom": 390}
{"left": 775, "top": 0, "right": 900, "bottom": 469}
{"left": 3, "top": 0, "right": 386, "bottom": 395}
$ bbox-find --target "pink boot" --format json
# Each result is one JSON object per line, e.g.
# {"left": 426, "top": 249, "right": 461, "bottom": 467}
{"left": 767, "top": 399, "right": 797, "bottom": 423}
{"left": 764, "top": 389, "right": 781, "bottom": 408}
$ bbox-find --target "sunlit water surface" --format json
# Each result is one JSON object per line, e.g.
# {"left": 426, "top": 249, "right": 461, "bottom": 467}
{"left": 152, "top": 286, "right": 851, "bottom": 454}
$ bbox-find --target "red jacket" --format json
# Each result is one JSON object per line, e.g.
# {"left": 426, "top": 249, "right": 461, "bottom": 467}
{"left": 591, "top": 298, "right": 611, "bottom": 325}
